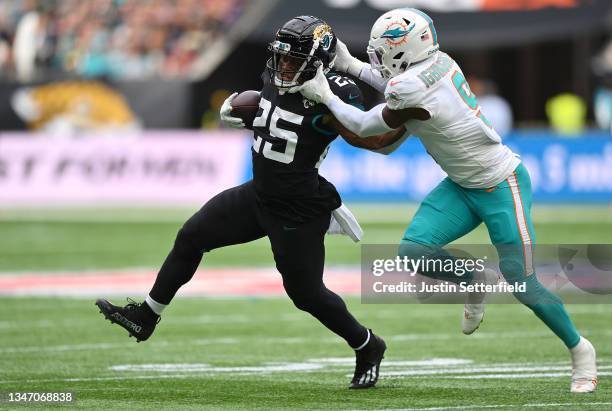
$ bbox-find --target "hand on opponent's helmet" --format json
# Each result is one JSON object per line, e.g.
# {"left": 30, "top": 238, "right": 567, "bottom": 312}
{"left": 288, "top": 64, "right": 334, "bottom": 105}
{"left": 333, "top": 39, "right": 367, "bottom": 78}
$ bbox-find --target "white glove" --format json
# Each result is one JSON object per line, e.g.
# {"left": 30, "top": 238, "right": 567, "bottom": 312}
{"left": 289, "top": 65, "right": 334, "bottom": 105}
{"left": 334, "top": 39, "right": 367, "bottom": 78}
{"left": 219, "top": 92, "right": 245, "bottom": 128}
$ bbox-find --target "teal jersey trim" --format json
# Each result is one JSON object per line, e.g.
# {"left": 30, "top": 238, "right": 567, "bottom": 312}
{"left": 311, "top": 103, "right": 364, "bottom": 136}
{"left": 407, "top": 8, "right": 438, "bottom": 46}
{"left": 311, "top": 114, "right": 337, "bottom": 136}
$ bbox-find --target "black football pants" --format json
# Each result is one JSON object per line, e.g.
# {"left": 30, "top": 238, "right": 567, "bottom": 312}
{"left": 149, "top": 181, "right": 368, "bottom": 348}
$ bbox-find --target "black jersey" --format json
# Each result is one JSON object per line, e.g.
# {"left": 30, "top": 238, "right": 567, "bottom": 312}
{"left": 251, "top": 71, "right": 365, "bottom": 224}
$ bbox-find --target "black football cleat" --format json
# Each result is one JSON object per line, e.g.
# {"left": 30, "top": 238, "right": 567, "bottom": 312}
{"left": 349, "top": 330, "right": 386, "bottom": 389}
{"left": 95, "top": 298, "right": 160, "bottom": 342}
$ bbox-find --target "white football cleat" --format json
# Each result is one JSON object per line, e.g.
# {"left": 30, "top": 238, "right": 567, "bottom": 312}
{"left": 462, "top": 268, "right": 499, "bottom": 335}
{"left": 570, "top": 336, "right": 598, "bottom": 393}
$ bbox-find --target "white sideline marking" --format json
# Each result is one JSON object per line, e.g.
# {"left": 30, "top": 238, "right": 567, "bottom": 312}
{"left": 0, "top": 338, "right": 239, "bottom": 354}
{"left": 0, "top": 342, "right": 138, "bottom": 354}
{"left": 383, "top": 366, "right": 612, "bottom": 377}
{"left": 389, "top": 331, "right": 553, "bottom": 341}
{"left": 2, "top": 329, "right": 611, "bottom": 354}
{"left": 0, "top": 332, "right": 547, "bottom": 354}
{"left": 2, "top": 358, "right": 611, "bottom": 385}
{"left": 109, "top": 363, "right": 323, "bottom": 373}
{"left": 451, "top": 371, "right": 612, "bottom": 379}
{"left": 0, "top": 374, "right": 198, "bottom": 384}
{"left": 372, "top": 403, "right": 612, "bottom": 411}
{"left": 309, "top": 358, "right": 473, "bottom": 367}
{"left": 0, "top": 312, "right": 307, "bottom": 329}
{"left": 192, "top": 338, "right": 240, "bottom": 345}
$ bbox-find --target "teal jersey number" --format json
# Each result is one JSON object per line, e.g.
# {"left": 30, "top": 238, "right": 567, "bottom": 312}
{"left": 451, "top": 71, "right": 493, "bottom": 128}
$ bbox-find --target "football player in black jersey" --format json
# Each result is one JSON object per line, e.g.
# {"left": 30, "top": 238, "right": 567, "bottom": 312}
{"left": 95, "top": 16, "right": 406, "bottom": 389}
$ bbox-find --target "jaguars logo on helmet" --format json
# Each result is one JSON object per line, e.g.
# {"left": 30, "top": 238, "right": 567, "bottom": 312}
{"left": 313, "top": 24, "right": 334, "bottom": 51}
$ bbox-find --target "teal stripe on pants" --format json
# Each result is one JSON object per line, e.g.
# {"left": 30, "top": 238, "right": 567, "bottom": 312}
{"left": 400, "top": 163, "right": 580, "bottom": 348}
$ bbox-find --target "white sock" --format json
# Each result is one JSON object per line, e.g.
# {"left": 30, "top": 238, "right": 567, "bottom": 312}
{"left": 354, "top": 329, "right": 371, "bottom": 351}
{"left": 145, "top": 295, "right": 166, "bottom": 315}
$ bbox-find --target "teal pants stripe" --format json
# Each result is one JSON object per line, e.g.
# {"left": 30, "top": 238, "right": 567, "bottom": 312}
{"left": 400, "top": 163, "right": 580, "bottom": 348}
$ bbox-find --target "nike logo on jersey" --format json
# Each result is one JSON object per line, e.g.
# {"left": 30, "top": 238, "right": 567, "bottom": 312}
{"left": 389, "top": 80, "right": 402, "bottom": 87}
{"left": 348, "top": 93, "right": 359, "bottom": 100}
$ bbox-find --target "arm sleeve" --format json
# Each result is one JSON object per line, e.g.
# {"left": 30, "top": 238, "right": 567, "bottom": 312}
{"left": 358, "top": 65, "right": 388, "bottom": 94}
{"left": 328, "top": 96, "right": 393, "bottom": 137}
{"left": 313, "top": 75, "right": 366, "bottom": 135}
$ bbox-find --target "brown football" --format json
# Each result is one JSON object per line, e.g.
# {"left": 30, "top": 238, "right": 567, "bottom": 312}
{"left": 230, "top": 90, "right": 261, "bottom": 129}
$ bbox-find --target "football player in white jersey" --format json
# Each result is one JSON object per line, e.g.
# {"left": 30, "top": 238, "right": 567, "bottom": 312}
{"left": 290, "top": 8, "right": 597, "bottom": 393}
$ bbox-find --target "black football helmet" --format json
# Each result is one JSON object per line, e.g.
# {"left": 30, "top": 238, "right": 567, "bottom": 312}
{"left": 267, "top": 16, "right": 337, "bottom": 89}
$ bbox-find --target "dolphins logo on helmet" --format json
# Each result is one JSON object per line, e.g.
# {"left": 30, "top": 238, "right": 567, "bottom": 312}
{"left": 367, "top": 8, "right": 439, "bottom": 79}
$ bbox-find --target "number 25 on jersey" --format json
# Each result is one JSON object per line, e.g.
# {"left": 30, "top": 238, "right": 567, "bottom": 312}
{"left": 252, "top": 97, "right": 304, "bottom": 164}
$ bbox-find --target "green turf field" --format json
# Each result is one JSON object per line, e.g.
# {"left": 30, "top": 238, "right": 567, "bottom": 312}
{"left": 1, "top": 204, "right": 611, "bottom": 271}
{"left": 1, "top": 204, "right": 611, "bottom": 410}
{"left": 1, "top": 298, "right": 611, "bottom": 410}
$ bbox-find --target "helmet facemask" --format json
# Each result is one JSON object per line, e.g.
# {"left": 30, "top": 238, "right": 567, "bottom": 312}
{"left": 367, "top": 45, "right": 393, "bottom": 79}
{"left": 267, "top": 40, "right": 319, "bottom": 89}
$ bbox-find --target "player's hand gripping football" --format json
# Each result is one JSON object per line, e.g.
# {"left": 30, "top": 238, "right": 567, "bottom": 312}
{"left": 219, "top": 92, "right": 245, "bottom": 128}
{"left": 289, "top": 65, "right": 334, "bottom": 105}
{"left": 334, "top": 39, "right": 367, "bottom": 78}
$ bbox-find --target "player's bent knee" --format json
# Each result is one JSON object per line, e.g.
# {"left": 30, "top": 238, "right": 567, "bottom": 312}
{"left": 291, "top": 296, "right": 314, "bottom": 312}
{"left": 285, "top": 286, "right": 328, "bottom": 313}
{"left": 399, "top": 240, "right": 438, "bottom": 260}
{"left": 289, "top": 293, "right": 320, "bottom": 312}
{"left": 173, "top": 227, "right": 204, "bottom": 259}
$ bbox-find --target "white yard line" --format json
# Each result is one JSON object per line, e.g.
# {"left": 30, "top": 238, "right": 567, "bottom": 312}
{"left": 2, "top": 357, "right": 611, "bottom": 385}
{"left": 0, "top": 338, "right": 239, "bottom": 354}
{"left": 2, "top": 329, "right": 612, "bottom": 354}
{"left": 449, "top": 371, "right": 612, "bottom": 379}
{"left": 371, "top": 403, "right": 612, "bottom": 411}
{"left": 0, "top": 374, "right": 197, "bottom": 385}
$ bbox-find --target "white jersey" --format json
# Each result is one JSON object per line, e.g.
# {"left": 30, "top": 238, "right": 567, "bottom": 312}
{"left": 384, "top": 52, "right": 520, "bottom": 189}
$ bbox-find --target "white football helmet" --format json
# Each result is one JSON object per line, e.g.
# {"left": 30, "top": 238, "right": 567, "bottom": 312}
{"left": 367, "top": 8, "right": 439, "bottom": 79}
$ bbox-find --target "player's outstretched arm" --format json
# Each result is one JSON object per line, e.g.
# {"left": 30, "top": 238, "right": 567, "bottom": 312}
{"left": 290, "top": 66, "right": 429, "bottom": 137}
{"left": 322, "top": 114, "right": 409, "bottom": 155}
{"left": 335, "top": 39, "right": 387, "bottom": 93}
{"left": 334, "top": 39, "right": 367, "bottom": 78}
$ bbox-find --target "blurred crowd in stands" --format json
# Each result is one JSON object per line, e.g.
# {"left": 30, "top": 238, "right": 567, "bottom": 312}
{"left": 0, "top": 0, "right": 247, "bottom": 81}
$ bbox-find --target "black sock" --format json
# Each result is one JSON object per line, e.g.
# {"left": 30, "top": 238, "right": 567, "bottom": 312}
{"left": 149, "top": 247, "right": 202, "bottom": 305}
